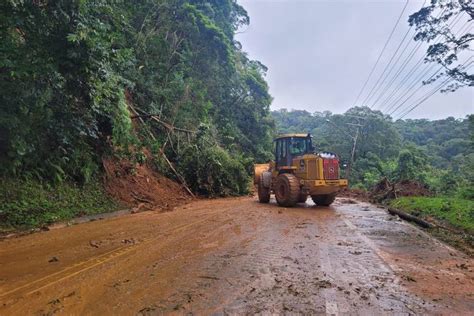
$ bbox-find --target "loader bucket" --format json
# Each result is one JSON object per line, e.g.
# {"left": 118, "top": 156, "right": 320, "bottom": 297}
{"left": 254, "top": 163, "right": 270, "bottom": 184}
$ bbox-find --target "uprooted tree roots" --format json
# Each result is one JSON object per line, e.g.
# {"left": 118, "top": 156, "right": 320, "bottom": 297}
{"left": 370, "top": 178, "right": 432, "bottom": 203}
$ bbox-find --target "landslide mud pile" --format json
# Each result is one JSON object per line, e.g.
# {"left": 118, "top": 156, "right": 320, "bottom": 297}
{"left": 339, "top": 188, "right": 369, "bottom": 201}
{"left": 370, "top": 178, "right": 432, "bottom": 202}
{"left": 103, "top": 157, "right": 192, "bottom": 211}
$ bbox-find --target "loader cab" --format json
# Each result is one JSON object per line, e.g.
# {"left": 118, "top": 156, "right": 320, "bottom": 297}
{"left": 274, "top": 134, "right": 314, "bottom": 168}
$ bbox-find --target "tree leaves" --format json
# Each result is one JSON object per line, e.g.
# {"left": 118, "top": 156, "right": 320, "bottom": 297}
{"left": 409, "top": 0, "right": 473, "bottom": 91}
{"left": 1, "top": 0, "right": 273, "bottom": 195}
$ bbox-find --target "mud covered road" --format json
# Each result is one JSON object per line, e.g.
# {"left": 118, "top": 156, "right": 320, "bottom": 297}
{"left": 1, "top": 197, "right": 473, "bottom": 315}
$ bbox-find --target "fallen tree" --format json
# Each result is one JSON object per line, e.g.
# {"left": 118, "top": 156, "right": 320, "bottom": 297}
{"left": 387, "top": 207, "right": 433, "bottom": 229}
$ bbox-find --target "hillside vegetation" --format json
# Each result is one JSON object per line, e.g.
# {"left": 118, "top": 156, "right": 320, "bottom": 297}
{"left": 1, "top": 0, "right": 273, "bottom": 228}
{"left": 272, "top": 107, "right": 473, "bottom": 199}
{"left": 390, "top": 197, "right": 474, "bottom": 233}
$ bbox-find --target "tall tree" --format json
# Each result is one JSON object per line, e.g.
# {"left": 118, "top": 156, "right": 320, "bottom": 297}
{"left": 0, "top": 0, "right": 274, "bottom": 195}
{"left": 409, "top": 0, "right": 473, "bottom": 91}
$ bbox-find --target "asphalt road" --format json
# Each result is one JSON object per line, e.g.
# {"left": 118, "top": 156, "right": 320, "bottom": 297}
{"left": 1, "top": 196, "right": 472, "bottom": 315}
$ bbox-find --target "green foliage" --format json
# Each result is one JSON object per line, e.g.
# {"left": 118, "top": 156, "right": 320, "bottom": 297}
{"left": 272, "top": 109, "right": 473, "bottom": 195}
{"left": 394, "top": 117, "right": 471, "bottom": 168}
{"left": 408, "top": 1, "right": 473, "bottom": 91}
{"left": 178, "top": 127, "right": 250, "bottom": 196}
{"left": 458, "top": 153, "right": 474, "bottom": 199}
{"left": 390, "top": 197, "right": 474, "bottom": 233}
{"left": 0, "top": 0, "right": 136, "bottom": 183}
{"left": 0, "top": 178, "right": 122, "bottom": 229}
{"left": 0, "top": 0, "right": 274, "bottom": 199}
{"left": 394, "top": 146, "right": 427, "bottom": 181}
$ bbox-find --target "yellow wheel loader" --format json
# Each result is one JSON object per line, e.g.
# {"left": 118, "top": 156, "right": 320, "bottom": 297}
{"left": 254, "top": 134, "right": 348, "bottom": 207}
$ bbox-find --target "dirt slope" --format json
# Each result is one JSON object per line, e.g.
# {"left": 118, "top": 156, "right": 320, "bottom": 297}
{"left": 1, "top": 197, "right": 472, "bottom": 314}
{"left": 102, "top": 157, "right": 191, "bottom": 211}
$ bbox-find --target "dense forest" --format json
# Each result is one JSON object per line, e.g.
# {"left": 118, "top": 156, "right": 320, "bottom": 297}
{"left": 272, "top": 107, "right": 474, "bottom": 199}
{"left": 0, "top": 1, "right": 274, "bottom": 190}
{"left": 1, "top": 0, "right": 274, "bottom": 227}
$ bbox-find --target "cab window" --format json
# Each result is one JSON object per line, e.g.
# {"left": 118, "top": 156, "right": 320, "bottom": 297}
{"left": 281, "top": 139, "right": 287, "bottom": 159}
{"left": 275, "top": 139, "right": 287, "bottom": 166}
{"left": 289, "top": 138, "right": 307, "bottom": 156}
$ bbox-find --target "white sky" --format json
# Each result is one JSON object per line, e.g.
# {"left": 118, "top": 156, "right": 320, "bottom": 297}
{"left": 237, "top": 0, "right": 473, "bottom": 119}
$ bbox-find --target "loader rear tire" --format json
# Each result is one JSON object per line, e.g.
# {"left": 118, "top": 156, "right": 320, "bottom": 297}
{"left": 275, "top": 173, "right": 300, "bottom": 207}
{"left": 311, "top": 193, "right": 337, "bottom": 206}
{"left": 257, "top": 174, "right": 270, "bottom": 203}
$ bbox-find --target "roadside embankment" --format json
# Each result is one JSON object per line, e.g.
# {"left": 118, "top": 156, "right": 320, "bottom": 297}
{"left": 0, "top": 178, "right": 123, "bottom": 233}
{"left": 1, "top": 157, "right": 192, "bottom": 234}
{"left": 341, "top": 180, "right": 473, "bottom": 255}
{"left": 390, "top": 196, "right": 474, "bottom": 255}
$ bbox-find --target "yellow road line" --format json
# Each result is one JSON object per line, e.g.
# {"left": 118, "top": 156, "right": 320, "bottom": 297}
{"left": 1, "top": 215, "right": 215, "bottom": 300}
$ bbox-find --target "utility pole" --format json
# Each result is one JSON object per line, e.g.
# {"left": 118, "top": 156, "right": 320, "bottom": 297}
{"left": 346, "top": 126, "right": 359, "bottom": 180}
{"left": 325, "top": 119, "right": 362, "bottom": 180}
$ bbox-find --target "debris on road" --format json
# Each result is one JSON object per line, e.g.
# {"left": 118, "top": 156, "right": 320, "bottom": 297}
{"left": 388, "top": 207, "right": 433, "bottom": 228}
{"left": 1, "top": 197, "right": 472, "bottom": 315}
{"left": 370, "top": 178, "right": 432, "bottom": 203}
{"left": 121, "top": 238, "right": 136, "bottom": 244}
{"left": 198, "top": 275, "right": 220, "bottom": 280}
{"left": 402, "top": 275, "right": 417, "bottom": 282}
{"left": 339, "top": 198, "right": 358, "bottom": 204}
{"left": 89, "top": 240, "right": 101, "bottom": 248}
{"left": 339, "top": 188, "right": 369, "bottom": 201}
{"left": 315, "top": 279, "right": 332, "bottom": 288}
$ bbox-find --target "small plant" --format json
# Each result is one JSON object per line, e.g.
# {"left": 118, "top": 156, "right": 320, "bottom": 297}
{"left": 440, "top": 201, "right": 451, "bottom": 213}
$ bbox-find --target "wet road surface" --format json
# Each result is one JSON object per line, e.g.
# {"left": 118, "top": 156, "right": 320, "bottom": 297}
{"left": 0, "top": 197, "right": 473, "bottom": 315}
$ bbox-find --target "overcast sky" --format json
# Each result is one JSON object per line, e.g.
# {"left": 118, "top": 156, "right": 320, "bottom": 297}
{"left": 236, "top": 0, "right": 473, "bottom": 119}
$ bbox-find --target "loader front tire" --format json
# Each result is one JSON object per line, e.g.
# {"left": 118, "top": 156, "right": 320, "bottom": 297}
{"left": 257, "top": 174, "right": 270, "bottom": 203}
{"left": 275, "top": 173, "right": 300, "bottom": 207}
{"left": 311, "top": 193, "right": 337, "bottom": 206}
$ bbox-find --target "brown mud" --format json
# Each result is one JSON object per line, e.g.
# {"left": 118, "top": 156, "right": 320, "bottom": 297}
{"left": 102, "top": 157, "right": 191, "bottom": 210}
{"left": 0, "top": 197, "right": 472, "bottom": 315}
{"left": 339, "top": 188, "right": 370, "bottom": 202}
{"left": 370, "top": 178, "right": 432, "bottom": 203}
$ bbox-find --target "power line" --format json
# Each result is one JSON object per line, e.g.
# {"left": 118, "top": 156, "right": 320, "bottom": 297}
{"left": 396, "top": 59, "right": 473, "bottom": 120}
{"left": 387, "top": 64, "right": 439, "bottom": 115}
{"left": 388, "top": 65, "right": 443, "bottom": 116}
{"left": 372, "top": 11, "right": 462, "bottom": 111}
{"left": 366, "top": 26, "right": 417, "bottom": 109}
{"left": 350, "top": 0, "right": 410, "bottom": 108}
{"left": 378, "top": 7, "right": 458, "bottom": 113}
{"left": 387, "top": 21, "right": 472, "bottom": 116}
{"left": 396, "top": 77, "right": 453, "bottom": 120}
{"left": 375, "top": 5, "right": 459, "bottom": 112}
{"left": 358, "top": 0, "right": 416, "bottom": 108}
{"left": 383, "top": 17, "right": 470, "bottom": 115}
{"left": 379, "top": 53, "right": 425, "bottom": 111}
{"left": 371, "top": 38, "right": 423, "bottom": 110}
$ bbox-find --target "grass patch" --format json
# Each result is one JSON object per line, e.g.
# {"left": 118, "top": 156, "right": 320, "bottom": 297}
{"left": 390, "top": 196, "right": 474, "bottom": 233}
{"left": 0, "top": 178, "right": 123, "bottom": 230}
